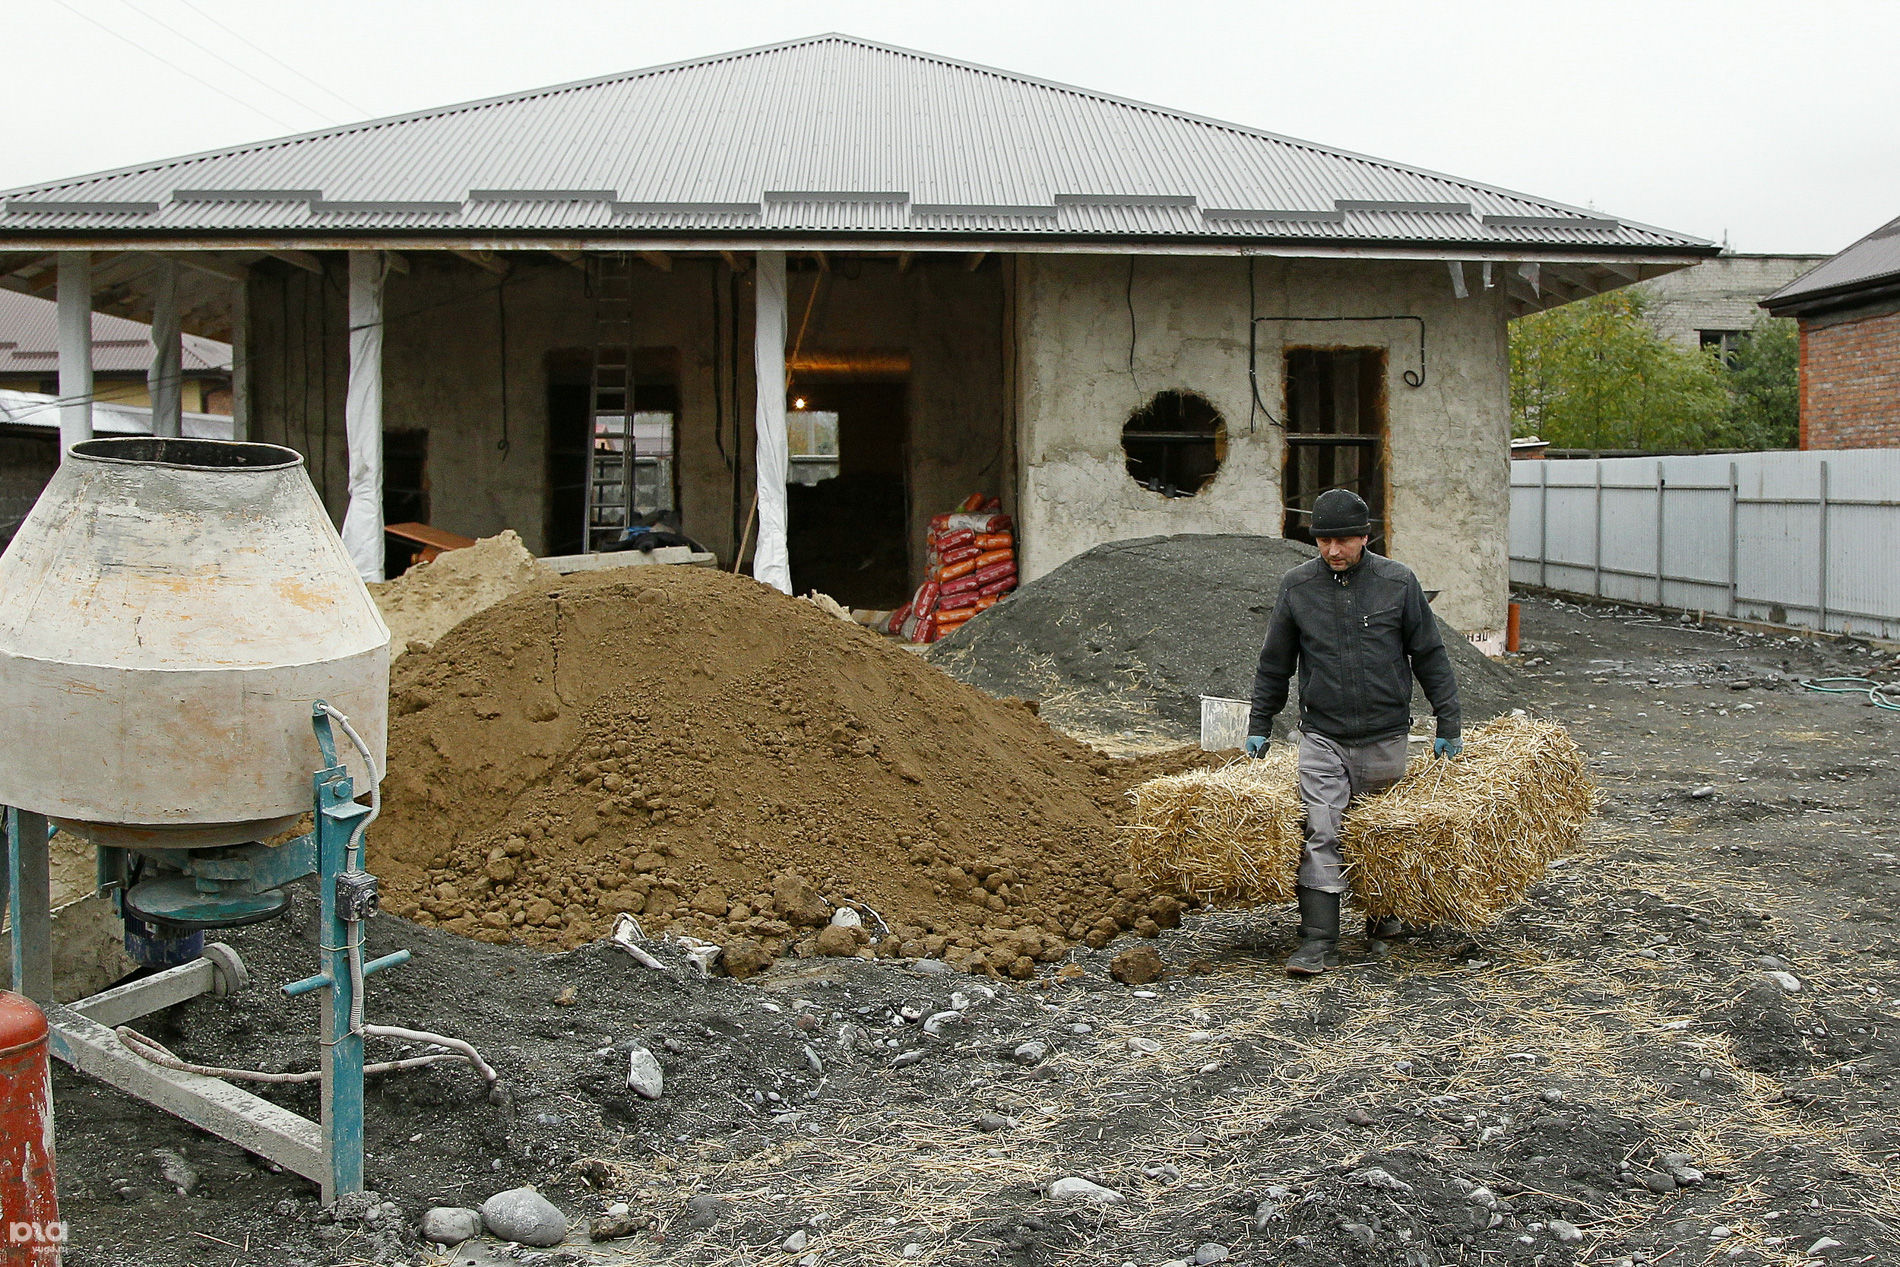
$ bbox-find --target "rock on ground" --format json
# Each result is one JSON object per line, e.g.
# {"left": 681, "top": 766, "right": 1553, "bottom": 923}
{"left": 625, "top": 1046, "right": 665, "bottom": 1098}
{"left": 480, "top": 1186, "right": 567, "bottom": 1247}
{"left": 1110, "top": 944, "right": 1166, "bottom": 985}
{"left": 419, "top": 1207, "right": 482, "bottom": 1245}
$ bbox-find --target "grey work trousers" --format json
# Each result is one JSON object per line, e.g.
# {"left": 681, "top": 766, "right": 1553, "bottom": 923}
{"left": 1297, "top": 731, "right": 1411, "bottom": 893}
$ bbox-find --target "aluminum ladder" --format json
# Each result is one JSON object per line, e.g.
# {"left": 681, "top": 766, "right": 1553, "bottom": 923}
{"left": 583, "top": 253, "right": 636, "bottom": 552}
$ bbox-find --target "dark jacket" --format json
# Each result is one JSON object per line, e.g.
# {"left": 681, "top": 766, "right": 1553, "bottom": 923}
{"left": 1248, "top": 551, "right": 1461, "bottom": 745}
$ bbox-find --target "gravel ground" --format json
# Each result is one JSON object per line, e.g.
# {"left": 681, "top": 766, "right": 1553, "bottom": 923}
{"left": 48, "top": 592, "right": 1900, "bottom": 1267}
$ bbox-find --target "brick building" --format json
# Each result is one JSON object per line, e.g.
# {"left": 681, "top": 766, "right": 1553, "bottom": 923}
{"left": 1762, "top": 216, "right": 1900, "bottom": 449}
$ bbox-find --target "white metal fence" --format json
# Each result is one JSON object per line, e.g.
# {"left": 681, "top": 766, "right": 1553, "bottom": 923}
{"left": 1509, "top": 449, "right": 1900, "bottom": 641}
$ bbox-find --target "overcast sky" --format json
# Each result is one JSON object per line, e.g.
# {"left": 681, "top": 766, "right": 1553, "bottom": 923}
{"left": 10, "top": 0, "right": 1895, "bottom": 255}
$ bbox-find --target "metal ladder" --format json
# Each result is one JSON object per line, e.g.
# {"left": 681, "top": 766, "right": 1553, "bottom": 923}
{"left": 583, "top": 253, "right": 636, "bottom": 552}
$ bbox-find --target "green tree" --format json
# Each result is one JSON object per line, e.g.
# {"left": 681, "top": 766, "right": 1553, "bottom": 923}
{"left": 1509, "top": 289, "right": 1731, "bottom": 451}
{"left": 1720, "top": 316, "right": 1800, "bottom": 449}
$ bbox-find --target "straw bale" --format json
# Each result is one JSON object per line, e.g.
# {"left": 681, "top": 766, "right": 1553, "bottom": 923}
{"left": 1125, "top": 715, "right": 1594, "bottom": 929}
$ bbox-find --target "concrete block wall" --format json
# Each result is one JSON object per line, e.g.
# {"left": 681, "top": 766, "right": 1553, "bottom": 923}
{"left": 1800, "top": 304, "right": 1900, "bottom": 449}
{"left": 1014, "top": 254, "right": 1513, "bottom": 640}
{"left": 1638, "top": 254, "right": 1825, "bottom": 349}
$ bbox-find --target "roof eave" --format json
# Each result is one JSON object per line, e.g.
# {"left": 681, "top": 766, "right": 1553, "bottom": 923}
{"left": 1762, "top": 273, "right": 1900, "bottom": 319}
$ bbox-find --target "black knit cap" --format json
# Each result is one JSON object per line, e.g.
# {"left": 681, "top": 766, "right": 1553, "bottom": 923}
{"left": 1310, "top": 488, "right": 1371, "bottom": 536}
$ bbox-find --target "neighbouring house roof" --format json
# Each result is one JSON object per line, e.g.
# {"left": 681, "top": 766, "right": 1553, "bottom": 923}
{"left": 0, "top": 289, "right": 231, "bottom": 376}
{"left": 1762, "top": 214, "right": 1900, "bottom": 317}
{"left": 0, "top": 34, "right": 1708, "bottom": 256}
{"left": 0, "top": 388, "right": 232, "bottom": 437}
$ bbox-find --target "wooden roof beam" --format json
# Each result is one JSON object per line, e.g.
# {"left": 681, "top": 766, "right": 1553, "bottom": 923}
{"left": 451, "top": 248, "right": 507, "bottom": 275}
{"left": 637, "top": 250, "right": 672, "bottom": 272}
{"left": 262, "top": 249, "right": 324, "bottom": 274}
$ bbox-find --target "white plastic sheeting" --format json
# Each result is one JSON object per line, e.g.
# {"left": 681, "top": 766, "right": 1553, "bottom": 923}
{"left": 340, "top": 252, "right": 386, "bottom": 582}
{"left": 751, "top": 250, "right": 792, "bottom": 593}
{"left": 56, "top": 253, "right": 93, "bottom": 458}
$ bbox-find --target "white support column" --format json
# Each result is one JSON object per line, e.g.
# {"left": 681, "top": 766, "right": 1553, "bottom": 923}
{"left": 340, "top": 252, "right": 385, "bottom": 582}
{"left": 56, "top": 253, "right": 94, "bottom": 457}
{"left": 148, "top": 257, "right": 182, "bottom": 437}
{"left": 229, "top": 272, "right": 250, "bottom": 441}
{"left": 751, "top": 250, "right": 792, "bottom": 593}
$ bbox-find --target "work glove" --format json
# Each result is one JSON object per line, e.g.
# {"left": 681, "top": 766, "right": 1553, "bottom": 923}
{"left": 1434, "top": 736, "right": 1463, "bottom": 760}
{"left": 1245, "top": 735, "right": 1270, "bottom": 758}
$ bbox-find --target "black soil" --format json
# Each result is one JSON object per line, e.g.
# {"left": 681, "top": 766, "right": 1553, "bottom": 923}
{"left": 48, "top": 593, "right": 1900, "bottom": 1267}
{"left": 927, "top": 534, "right": 1526, "bottom": 742}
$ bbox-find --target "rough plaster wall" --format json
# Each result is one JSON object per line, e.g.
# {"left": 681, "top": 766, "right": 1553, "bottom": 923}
{"left": 1015, "top": 254, "right": 1510, "bottom": 637}
{"left": 244, "top": 253, "right": 1004, "bottom": 573}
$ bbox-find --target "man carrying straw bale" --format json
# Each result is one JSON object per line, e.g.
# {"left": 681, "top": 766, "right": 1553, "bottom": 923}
{"left": 1245, "top": 488, "right": 1462, "bottom": 976}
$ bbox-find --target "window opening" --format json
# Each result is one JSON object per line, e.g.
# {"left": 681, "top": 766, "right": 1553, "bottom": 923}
{"left": 1283, "top": 348, "right": 1387, "bottom": 551}
{"left": 1122, "top": 390, "right": 1226, "bottom": 497}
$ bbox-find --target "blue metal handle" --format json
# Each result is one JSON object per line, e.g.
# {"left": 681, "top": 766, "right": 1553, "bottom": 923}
{"left": 362, "top": 949, "right": 410, "bottom": 978}
{"left": 283, "top": 972, "right": 332, "bottom": 997}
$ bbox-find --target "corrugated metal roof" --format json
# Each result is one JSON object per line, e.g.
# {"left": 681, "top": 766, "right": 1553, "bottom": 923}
{"left": 0, "top": 290, "right": 231, "bottom": 373}
{"left": 0, "top": 35, "right": 1708, "bottom": 253}
{"left": 1762, "top": 214, "right": 1900, "bottom": 314}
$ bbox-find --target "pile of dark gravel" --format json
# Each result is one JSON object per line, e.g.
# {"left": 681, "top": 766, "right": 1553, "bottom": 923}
{"left": 927, "top": 534, "right": 1525, "bottom": 743}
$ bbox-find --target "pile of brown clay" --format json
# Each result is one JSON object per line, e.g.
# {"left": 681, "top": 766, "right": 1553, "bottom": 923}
{"left": 368, "top": 531, "right": 558, "bottom": 658}
{"left": 373, "top": 566, "right": 1209, "bottom": 976}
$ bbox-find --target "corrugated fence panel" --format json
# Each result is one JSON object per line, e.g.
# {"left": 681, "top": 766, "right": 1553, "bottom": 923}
{"left": 1509, "top": 449, "right": 1900, "bottom": 641}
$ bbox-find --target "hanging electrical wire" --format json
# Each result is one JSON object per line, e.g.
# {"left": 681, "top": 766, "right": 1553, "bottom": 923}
{"left": 113, "top": 0, "right": 344, "bottom": 126}
{"left": 165, "top": 0, "right": 376, "bottom": 117}
{"left": 47, "top": 0, "right": 307, "bottom": 132}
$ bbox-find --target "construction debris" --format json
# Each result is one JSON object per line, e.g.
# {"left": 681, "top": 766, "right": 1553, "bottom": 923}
{"left": 367, "top": 530, "right": 557, "bottom": 656}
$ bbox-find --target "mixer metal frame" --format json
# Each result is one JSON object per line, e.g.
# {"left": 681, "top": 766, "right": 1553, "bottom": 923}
{"left": 3, "top": 706, "right": 405, "bottom": 1203}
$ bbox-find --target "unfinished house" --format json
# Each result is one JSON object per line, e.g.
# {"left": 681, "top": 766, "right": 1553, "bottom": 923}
{"left": 0, "top": 35, "right": 1714, "bottom": 642}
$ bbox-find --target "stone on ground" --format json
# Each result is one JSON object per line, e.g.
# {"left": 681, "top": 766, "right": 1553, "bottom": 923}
{"left": 480, "top": 1187, "right": 567, "bottom": 1246}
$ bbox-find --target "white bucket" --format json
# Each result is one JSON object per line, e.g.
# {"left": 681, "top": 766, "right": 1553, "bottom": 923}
{"left": 1198, "top": 695, "right": 1252, "bottom": 752}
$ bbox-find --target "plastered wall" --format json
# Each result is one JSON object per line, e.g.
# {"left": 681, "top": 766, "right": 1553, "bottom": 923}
{"left": 1014, "top": 254, "right": 1512, "bottom": 638}
{"left": 244, "top": 253, "right": 1006, "bottom": 572}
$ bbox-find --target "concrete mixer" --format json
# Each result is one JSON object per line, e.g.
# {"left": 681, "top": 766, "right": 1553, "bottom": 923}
{"left": 0, "top": 436, "right": 466, "bottom": 1204}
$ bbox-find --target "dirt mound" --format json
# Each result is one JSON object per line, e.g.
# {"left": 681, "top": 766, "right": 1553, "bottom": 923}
{"left": 368, "top": 530, "right": 558, "bottom": 657}
{"left": 927, "top": 534, "right": 1526, "bottom": 742}
{"left": 374, "top": 567, "right": 1212, "bottom": 975}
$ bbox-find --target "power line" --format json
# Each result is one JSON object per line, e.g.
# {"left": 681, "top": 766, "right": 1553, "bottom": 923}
{"left": 47, "top": 0, "right": 306, "bottom": 132}
{"left": 165, "top": 0, "right": 375, "bottom": 118}
{"left": 112, "top": 0, "right": 342, "bottom": 127}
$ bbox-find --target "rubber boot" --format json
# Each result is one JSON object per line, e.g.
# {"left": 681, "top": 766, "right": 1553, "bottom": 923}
{"left": 1286, "top": 887, "right": 1341, "bottom": 976}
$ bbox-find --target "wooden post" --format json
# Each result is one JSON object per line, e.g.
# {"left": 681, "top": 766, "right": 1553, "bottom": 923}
{"left": 230, "top": 269, "right": 250, "bottom": 441}
{"left": 148, "top": 257, "right": 182, "bottom": 436}
{"left": 6, "top": 809, "right": 52, "bottom": 1000}
{"left": 1817, "top": 460, "right": 1830, "bottom": 632}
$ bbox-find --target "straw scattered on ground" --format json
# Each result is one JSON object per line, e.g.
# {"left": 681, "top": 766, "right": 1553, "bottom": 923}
{"left": 1126, "top": 715, "right": 1596, "bottom": 928}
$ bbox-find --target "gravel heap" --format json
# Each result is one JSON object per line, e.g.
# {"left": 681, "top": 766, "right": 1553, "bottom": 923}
{"left": 928, "top": 534, "right": 1525, "bottom": 742}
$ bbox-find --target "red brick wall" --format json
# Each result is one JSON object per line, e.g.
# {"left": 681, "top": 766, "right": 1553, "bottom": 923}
{"left": 1800, "top": 308, "right": 1900, "bottom": 449}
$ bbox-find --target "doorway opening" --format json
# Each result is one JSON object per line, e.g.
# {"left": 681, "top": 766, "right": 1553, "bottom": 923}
{"left": 546, "top": 349, "right": 680, "bottom": 557}
{"left": 1282, "top": 348, "right": 1388, "bottom": 551}
{"left": 785, "top": 377, "right": 910, "bottom": 609}
{"left": 381, "top": 428, "right": 430, "bottom": 577}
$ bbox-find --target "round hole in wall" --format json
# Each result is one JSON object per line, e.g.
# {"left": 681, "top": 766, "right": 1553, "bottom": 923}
{"left": 1122, "top": 390, "right": 1227, "bottom": 498}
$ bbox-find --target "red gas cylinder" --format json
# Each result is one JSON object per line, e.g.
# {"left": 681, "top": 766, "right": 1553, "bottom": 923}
{"left": 0, "top": 992, "right": 59, "bottom": 1264}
